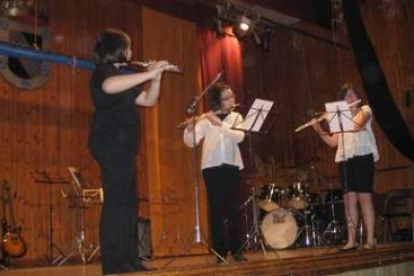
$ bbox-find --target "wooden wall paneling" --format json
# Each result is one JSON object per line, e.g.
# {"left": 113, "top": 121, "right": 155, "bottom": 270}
{"left": 141, "top": 7, "right": 205, "bottom": 256}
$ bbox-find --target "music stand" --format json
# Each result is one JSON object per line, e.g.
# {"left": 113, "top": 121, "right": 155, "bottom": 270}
{"left": 320, "top": 100, "right": 362, "bottom": 245}
{"left": 32, "top": 171, "right": 69, "bottom": 265}
{"left": 324, "top": 100, "right": 356, "bottom": 191}
{"left": 232, "top": 99, "right": 284, "bottom": 258}
{"left": 234, "top": 99, "right": 275, "bottom": 170}
{"left": 54, "top": 167, "right": 100, "bottom": 266}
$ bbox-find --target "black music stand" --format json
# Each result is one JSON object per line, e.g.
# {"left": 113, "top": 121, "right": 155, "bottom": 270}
{"left": 32, "top": 171, "right": 69, "bottom": 265}
{"left": 319, "top": 100, "right": 364, "bottom": 245}
{"left": 232, "top": 99, "right": 286, "bottom": 258}
{"left": 235, "top": 99, "right": 275, "bottom": 169}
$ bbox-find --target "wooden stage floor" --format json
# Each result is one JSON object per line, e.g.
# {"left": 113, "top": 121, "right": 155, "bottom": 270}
{"left": 2, "top": 242, "right": 414, "bottom": 276}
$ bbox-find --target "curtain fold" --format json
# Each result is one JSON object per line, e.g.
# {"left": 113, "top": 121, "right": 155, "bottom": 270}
{"left": 343, "top": 0, "right": 414, "bottom": 163}
{"left": 198, "top": 28, "right": 245, "bottom": 110}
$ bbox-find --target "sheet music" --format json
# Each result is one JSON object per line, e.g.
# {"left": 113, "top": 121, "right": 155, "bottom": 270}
{"left": 68, "top": 167, "right": 87, "bottom": 189}
{"left": 324, "top": 100, "right": 354, "bottom": 133}
{"left": 240, "top": 99, "right": 273, "bottom": 132}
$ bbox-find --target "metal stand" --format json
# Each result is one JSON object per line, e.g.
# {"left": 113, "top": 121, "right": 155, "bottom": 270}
{"left": 54, "top": 190, "right": 100, "bottom": 266}
{"left": 318, "top": 102, "right": 364, "bottom": 246}
{"left": 235, "top": 188, "right": 281, "bottom": 259}
{"left": 162, "top": 117, "right": 227, "bottom": 268}
{"left": 32, "top": 171, "right": 68, "bottom": 264}
{"left": 237, "top": 190, "right": 267, "bottom": 253}
{"left": 295, "top": 209, "right": 321, "bottom": 247}
{"left": 321, "top": 183, "right": 345, "bottom": 245}
{"left": 163, "top": 74, "right": 227, "bottom": 268}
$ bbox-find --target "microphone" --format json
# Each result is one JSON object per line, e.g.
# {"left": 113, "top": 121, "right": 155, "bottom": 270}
{"left": 185, "top": 96, "right": 200, "bottom": 115}
{"left": 184, "top": 72, "right": 223, "bottom": 115}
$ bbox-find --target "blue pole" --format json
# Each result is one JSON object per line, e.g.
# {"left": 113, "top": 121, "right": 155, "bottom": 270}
{"left": 0, "top": 41, "right": 136, "bottom": 72}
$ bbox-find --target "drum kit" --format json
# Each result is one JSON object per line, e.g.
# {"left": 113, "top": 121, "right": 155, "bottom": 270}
{"left": 241, "top": 169, "right": 346, "bottom": 251}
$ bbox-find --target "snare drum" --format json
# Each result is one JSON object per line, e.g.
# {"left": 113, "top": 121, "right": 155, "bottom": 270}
{"left": 258, "top": 184, "right": 285, "bottom": 212}
{"left": 288, "top": 181, "right": 309, "bottom": 210}
{"left": 260, "top": 208, "right": 298, "bottom": 249}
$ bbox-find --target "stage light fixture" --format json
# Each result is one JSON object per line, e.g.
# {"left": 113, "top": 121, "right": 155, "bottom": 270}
{"left": 233, "top": 15, "right": 253, "bottom": 40}
{"left": 238, "top": 15, "right": 251, "bottom": 31}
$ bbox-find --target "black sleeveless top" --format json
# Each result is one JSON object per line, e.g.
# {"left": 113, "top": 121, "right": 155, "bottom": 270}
{"left": 88, "top": 64, "right": 141, "bottom": 154}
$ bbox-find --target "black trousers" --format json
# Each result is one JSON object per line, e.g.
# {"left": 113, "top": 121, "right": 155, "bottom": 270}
{"left": 202, "top": 165, "right": 242, "bottom": 257}
{"left": 92, "top": 146, "right": 140, "bottom": 275}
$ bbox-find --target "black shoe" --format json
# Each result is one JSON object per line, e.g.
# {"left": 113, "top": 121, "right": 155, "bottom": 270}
{"left": 232, "top": 253, "right": 247, "bottom": 262}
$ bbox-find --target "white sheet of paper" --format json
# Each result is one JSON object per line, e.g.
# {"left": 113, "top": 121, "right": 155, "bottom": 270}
{"left": 324, "top": 100, "right": 354, "bottom": 133}
{"left": 240, "top": 99, "right": 273, "bottom": 132}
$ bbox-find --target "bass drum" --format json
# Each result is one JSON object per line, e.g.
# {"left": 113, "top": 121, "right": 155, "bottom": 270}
{"left": 260, "top": 208, "right": 298, "bottom": 249}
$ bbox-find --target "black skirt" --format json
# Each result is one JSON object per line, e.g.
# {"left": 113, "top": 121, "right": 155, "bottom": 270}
{"left": 338, "top": 154, "right": 375, "bottom": 193}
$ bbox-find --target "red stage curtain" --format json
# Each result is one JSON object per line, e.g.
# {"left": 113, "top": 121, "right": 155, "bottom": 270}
{"left": 198, "top": 28, "right": 245, "bottom": 109}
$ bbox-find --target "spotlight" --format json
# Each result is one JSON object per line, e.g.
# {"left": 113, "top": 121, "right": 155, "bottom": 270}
{"left": 239, "top": 16, "right": 251, "bottom": 31}
{"left": 233, "top": 15, "right": 253, "bottom": 40}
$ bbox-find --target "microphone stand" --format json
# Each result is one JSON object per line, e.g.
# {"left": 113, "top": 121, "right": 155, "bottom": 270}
{"left": 163, "top": 73, "right": 227, "bottom": 268}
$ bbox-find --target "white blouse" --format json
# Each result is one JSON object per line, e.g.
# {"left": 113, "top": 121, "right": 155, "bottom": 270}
{"left": 335, "top": 105, "right": 379, "bottom": 162}
{"left": 183, "top": 111, "right": 245, "bottom": 170}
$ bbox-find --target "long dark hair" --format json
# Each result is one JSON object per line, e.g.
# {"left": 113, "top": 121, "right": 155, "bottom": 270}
{"left": 208, "top": 82, "right": 230, "bottom": 111}
{"left": 93, "top": 28, "right": 130, "bottom": 64}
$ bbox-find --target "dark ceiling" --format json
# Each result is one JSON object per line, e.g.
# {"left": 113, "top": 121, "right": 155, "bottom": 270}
{"left": 139, "top": 0, "right": 333, "bottom": 30}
